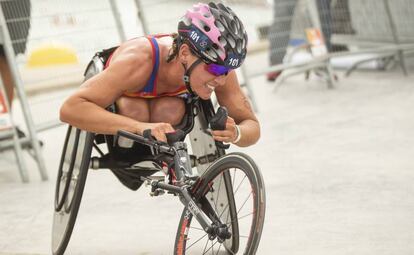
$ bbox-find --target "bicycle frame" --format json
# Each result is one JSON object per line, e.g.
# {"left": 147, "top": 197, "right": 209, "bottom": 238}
{"left": 117, "top": 129, "right": 232, "bottom": 242}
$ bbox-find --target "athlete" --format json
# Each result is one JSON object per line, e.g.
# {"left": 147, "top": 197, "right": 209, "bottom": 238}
{"left": 60, "top": 2, "right": 260, "bottom": 147}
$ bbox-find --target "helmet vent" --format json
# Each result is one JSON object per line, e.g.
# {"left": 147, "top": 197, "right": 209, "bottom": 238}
{"left": 206, "top": 48, "right": 218, "bottom": 58}
{"left": 215, "top": 20, "right": 225, "bottom": 32}
{"left": 216, "top": 48, "right": 225, "bottom": 59}
{"left": 227, "top": 36, "right": 236, "bottom": 48}
{"left": 220, "top": 16, "right": 229, "bottom": 29}
{"left": 219, "top": 36, "right": 227, "bottom": 46}
{"left": 182, "top": 16, "right": 192, "bottom": 26}
{"left": 236, "top": 40, "right": 242, "bottom": 53}
{"left": 231, "top": 20, "right": 238, "bottom": 35}
{"left": 235, "top": 17, "right": 241, "bottom": 31}
{"left": 198, "top": 20, "right": 211, "bottom": 33}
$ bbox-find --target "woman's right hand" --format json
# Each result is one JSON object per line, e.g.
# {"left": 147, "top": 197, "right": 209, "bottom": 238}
{"left": 139, "top": 122, "right": 175, "bottom": 142}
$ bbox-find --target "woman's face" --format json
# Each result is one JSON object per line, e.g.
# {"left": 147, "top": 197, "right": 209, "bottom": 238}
{"left": 187, "top": 56, "right": 229, "bottom": 100}
{"left": 179, "top": 44, "right": 229, "bottom": 99}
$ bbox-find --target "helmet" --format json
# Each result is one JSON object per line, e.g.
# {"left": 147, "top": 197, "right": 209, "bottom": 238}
{"left": 178, "top": 2, "right": 248, "bottom": 69}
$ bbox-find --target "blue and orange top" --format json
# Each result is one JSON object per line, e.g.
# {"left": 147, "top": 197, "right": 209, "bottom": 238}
{"left": 104, "top": 34, "right": 188, "bottom": 99}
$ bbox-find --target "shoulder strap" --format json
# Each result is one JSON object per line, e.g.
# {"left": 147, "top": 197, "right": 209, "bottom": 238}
{"left": 140, "top": 36, "right": 160, "bottom": 96}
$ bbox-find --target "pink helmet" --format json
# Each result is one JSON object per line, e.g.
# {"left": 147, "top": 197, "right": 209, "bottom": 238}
{"left": 178, "top": 2, "right": 248, "bottom": 69}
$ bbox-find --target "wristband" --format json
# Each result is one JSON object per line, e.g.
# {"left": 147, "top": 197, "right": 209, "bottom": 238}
{"left": 232, "top": 125, "right": 242, "bottom": 144}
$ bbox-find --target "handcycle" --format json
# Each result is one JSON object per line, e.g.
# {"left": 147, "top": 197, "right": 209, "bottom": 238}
{"left": 51, "top": 47, "right": 266, "bottom": 254}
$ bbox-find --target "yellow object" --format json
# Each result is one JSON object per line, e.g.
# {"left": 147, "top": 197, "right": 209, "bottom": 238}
{"left": 27, "top": 45, "right": 78, "bottom": 67}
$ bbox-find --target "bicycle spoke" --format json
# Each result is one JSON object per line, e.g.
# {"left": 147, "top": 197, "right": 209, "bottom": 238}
{"left": 226, "top": 212, "right": 254, "bottom": 226}
{"left": 186, "top": 231, "right": 209, "bottom": 251}
{"left": 203, "top": 236, "right": 210, "bottom": 254}
{"left": 236, "top": 212, "right": 254, "bottom": 222}
{"left": 215, "top": 243, "right": 223, "bottom": 255}
{"left": 214, "top": 173, "right": 224, "bottom": 212}
{"left": 232, "top": 168, "right": 237, "bottom": 190}
{"left": 237, "top": 192, "right": 252, "bottom": 215}
{"left": 233, "top": 174, "right": 247, "bottom": 195}
{"left": 217, "top": 202, "right": 231, "bottom": 221}
{"left": 203, "top": 169, "right": 250, "bottom": 231}
{"left": 187, "top": 229, "right": 226, "bottom": 255}
{"left": 217, "top": 172, "right": 248, "bottom": 220}
{"left": 201, "top": 239, "right": 220, "bottom": 255}
{"left": 189, "top": 226, "right": 204, "bottom": 231}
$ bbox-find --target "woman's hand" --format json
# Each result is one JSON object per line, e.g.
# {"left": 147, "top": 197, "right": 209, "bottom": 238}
{"left": 211, "top": 116, "right": 239, "bottom": 143}
{"left": 139, "top": 122, "right": 175, "bottom": 142}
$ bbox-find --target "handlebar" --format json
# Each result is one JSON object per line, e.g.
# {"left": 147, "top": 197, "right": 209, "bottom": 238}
{"left": 117, "top": 130, "right": 176, "bottom": 155}
{"left": 209, "top": 106, "right": 228, "bottom": 131}
{"left": 209, "top": 106, "right": 230, "bottom": 149}
{"left": 117, "top": 106, "right": 231, "bottom": 152}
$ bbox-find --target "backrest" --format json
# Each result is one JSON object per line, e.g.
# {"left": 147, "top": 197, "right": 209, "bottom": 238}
{"left": 83, "top": 46, "right": 118, "bottom": 80}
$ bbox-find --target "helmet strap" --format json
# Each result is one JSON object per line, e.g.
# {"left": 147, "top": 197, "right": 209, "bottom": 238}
{"left": 182, "top": 58, "right": 202, "bottom": 98}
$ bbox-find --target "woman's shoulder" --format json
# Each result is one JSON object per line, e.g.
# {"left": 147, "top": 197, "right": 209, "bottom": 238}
{"left": 110, "top": 37, "right": 153, "bottom": 65}
{"left": 102, "top": 38, "right": 155, "bottom": 90}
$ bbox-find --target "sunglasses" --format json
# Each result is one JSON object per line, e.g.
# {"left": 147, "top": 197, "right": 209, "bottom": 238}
{"left": 204, "top": 63, "right": 231, "bottom": 76}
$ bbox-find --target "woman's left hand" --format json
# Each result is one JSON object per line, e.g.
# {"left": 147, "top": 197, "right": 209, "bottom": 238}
{"left": 211, "top": 116, "right": 238, "bottom": 143}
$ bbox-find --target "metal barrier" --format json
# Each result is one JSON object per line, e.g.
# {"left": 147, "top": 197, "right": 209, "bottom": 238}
{"left": 0, "top": 0, "right": 130, "bottom": 182}
{"left": 330, "top": 0, "right": 414, "bottom": 76}
{"left": 248, "top": 0, "right": 414, "bottom": 90}
{"left": 0, "top": 0, "right": 47, "bottom": 182}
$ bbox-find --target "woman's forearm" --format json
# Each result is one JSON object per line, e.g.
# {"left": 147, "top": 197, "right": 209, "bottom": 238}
{"left": 60, "top": 99, "right": 139, "bottom": 135}
{"left": 234, "top": 119, "right": 261, "bottom": 147}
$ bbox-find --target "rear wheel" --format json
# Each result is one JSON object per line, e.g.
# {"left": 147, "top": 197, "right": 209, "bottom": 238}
{"left": 174, "top": 152, "right": 266, "bottom": 255}
{"left": 51, "top": 53, "right": 104, "bottom": 255}
{"left": 51, "top": 126, "right": 94, "bottom": 255}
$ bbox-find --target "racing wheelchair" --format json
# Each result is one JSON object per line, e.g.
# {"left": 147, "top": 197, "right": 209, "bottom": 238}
{"left": 52, "top": 47, "right": 266, "bottom": 255}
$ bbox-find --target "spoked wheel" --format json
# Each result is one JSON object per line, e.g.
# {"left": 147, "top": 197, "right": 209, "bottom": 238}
{"left": 175, "top": 152, "right": 266, "bottom": 255}
{"left": 52, "top": 126, "right": 94, "bottom": 255}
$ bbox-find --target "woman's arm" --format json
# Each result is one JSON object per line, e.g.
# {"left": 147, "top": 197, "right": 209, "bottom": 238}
{"left": 213, "top": 71, "right": 260, "bottom": 147}
{"left": 59, "top": 40, "right": 153, "bottom": 135}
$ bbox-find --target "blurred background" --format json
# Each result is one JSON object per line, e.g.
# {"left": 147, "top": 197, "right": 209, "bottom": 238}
{"left": 1, "top": 0, "right": 414, "bottom": 254}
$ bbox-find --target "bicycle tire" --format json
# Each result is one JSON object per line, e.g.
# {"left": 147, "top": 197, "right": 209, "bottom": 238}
{"left": 174, "top": 152, "right": 266, "bottom": 255}
{"left": 51, "top": 53, "right": 104, "bottom": 255}
{"left": 55, "top": 127, "right": 80, "bottom": 212}
{"left": 52, "top": 129, "right": 94, "bottom": 255}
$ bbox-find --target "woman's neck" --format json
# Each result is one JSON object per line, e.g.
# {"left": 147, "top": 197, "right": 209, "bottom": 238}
{"left": 157, "top": 46, "right": 185, "bottom": 93}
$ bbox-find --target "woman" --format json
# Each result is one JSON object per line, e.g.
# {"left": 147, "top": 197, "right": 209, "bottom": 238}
{"left": 60, "top": 2, "right": 259, "bottom": 147}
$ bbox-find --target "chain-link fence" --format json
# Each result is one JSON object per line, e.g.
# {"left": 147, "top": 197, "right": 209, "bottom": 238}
{"left": 251, "top": 0, "right": 414, "bottom": 90}
{"left": 330, "top": 0, "right": 414, "bottom": 76}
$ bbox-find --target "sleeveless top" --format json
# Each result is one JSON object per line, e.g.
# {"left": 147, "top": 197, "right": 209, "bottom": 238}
{"left": 104, "top": 34, "right": 188, "bottom": 99}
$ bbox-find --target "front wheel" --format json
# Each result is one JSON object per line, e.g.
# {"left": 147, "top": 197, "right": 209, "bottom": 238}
{"left": 174, "top": 152, "right": 266, "bottom": 255}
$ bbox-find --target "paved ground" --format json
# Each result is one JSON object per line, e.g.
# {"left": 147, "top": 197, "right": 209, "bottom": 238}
{"left": 1, "top": 54, "right": 414, "bottom": 254}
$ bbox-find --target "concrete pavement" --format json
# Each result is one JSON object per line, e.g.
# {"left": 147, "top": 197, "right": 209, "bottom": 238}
{"left": 1, "top": 58, "right": 414, "bottom": 254}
